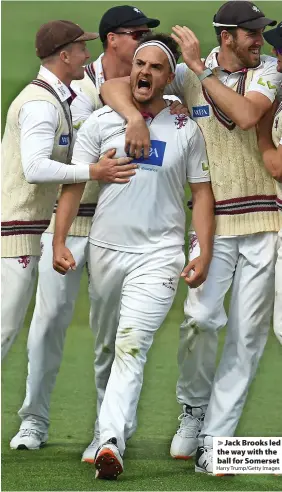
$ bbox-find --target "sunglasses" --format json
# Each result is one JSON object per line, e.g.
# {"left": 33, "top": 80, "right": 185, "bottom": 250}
{"left": 274, "top": 47, "right": 282, "bottom": 55}
{"left": 114, "top": 29, "right": 151, "bottom": 40}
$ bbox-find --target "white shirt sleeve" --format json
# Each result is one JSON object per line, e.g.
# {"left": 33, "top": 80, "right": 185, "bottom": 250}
{"left": 70, "top": 91, "right": 95, "bottom": 129}
{"left": 72, "top": 113, "right": 101, "bottom": 165}
{"left": 19, "top": 101, "right": 90, "bottom": 184}
{"left": 164, "top": 63, "right": 188, "bottom": 101}
{"left": 280, "top": 137, "right": 282, "bottom": 146}
{"left": 247, "top": 58, "right": 282, "bottom": 102}
{"left": 185, "top": 121, "right": 210, "bottom": 183}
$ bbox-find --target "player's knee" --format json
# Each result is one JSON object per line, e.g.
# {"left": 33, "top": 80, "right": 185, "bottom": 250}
{"left": 115, "top": 327, "right": 152, "bottom": 362}
{"left": 182, "top": 309, "right": 225, "bottom": 333}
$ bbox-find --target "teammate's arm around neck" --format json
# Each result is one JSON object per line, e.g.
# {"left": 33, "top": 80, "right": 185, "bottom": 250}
{"left": 100, "top": 76, "right": 151, "bottom": 159}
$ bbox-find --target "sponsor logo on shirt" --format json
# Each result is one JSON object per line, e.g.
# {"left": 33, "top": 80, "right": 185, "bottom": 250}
{"left": 59, "top": 134, "right": 70, "bottom": 146}
{"left": 192, "top": 105, "right": 210, "bottom": 118}
{"left": 131, "top": 140, "right": 166, "bottom": 167}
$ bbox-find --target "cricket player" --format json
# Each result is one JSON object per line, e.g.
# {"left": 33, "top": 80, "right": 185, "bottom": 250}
{"left": 1, "top": 20, "right": 101, "bottom": 360}
{"left": 98, "top": 1, "right": 282, "bottom": 475}
{"left": 257, "top": 21, "right": 282, "bottom": 344}
{"left": 52, "top": 33, "right": 215, "bottom": 479}
{"left": 10, "top": 6, "right": 160, "bottom": 456}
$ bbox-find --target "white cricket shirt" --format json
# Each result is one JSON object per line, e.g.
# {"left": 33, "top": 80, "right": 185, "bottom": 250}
{"left": 72, "top": 106, "right": 210, "bottom": 253}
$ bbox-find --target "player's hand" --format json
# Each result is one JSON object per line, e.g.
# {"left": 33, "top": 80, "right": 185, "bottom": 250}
{"left": 53, "top": 243, "right": 76, "bottom": 275}
{"left": 181, "top": 255, "right": 210, "bottom": 288}
{"left": 171, "top": 26, "right": 205, "bottom": 74}
{"left": 125, "top": 115, "right": 151, "bottom": 159}
{"left": 168, "top": 100, "right": 190, "bottom": 116}
{"left": 90, "top": 149, "right": 137, "bottom": 184}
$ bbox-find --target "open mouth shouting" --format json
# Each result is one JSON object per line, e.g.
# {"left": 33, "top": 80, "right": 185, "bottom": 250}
{"left": 137, "top": 77, "right": 152, "bottom": 94}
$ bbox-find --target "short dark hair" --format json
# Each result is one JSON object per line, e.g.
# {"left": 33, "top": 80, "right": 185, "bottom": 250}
{"left": 137, "top": 32, "right": 181, "bottom": 64}
{"left": 215, "top": 27, "right": 238, "bottom": 46}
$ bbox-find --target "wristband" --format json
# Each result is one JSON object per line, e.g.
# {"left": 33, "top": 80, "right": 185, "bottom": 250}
{"left": 197, "top": 68, "right": 213, "bottom": 82}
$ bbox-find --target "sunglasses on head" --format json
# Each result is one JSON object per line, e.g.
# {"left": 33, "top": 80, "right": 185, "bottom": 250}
{"left": 114, "top": 29, "right": 151, "bottom": 40}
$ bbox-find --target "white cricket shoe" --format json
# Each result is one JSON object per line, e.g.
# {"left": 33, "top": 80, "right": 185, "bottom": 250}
{"left": 10, "top": 428, "right": 48, "bottom": 450}
{"left": 195, "top": 435, "right": 213, "bottom": 474}
{"left": 95, "top": 437, "right": 123, "bottom": 480}
{"left": 170, "top": 405, "right": 205, "bottom": 459}
{"left": 81, "top": 432, "right": 100, "bottom": 463}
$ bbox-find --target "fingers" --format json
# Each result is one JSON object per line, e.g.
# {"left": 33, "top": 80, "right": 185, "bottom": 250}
{"left": 115, "top": 157, "right": 134, "bottom": 166}
{"left": 128, "top": 141, "right": 144, "bottom": 159}
{"left": 169, "top": 101, "right": 189, "bottom": 116}
{"left": 105, "top": 148, "right": 116, "bottom": 158}
{"left": 53, "top": 251, "right": 76, "bottom": 275}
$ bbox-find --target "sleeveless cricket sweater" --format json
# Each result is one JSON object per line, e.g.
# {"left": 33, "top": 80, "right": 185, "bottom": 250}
{"left": 46, "top": 64, "right": 102, "bottom": 237}
{"left": 1, "top": 76, "right": 72, "bottom": 257}
{"left": 272, "top": 101, "right": 282, "bottom": 225}
{"left": 183, "top": 69, "right": 279, "bottom": 235}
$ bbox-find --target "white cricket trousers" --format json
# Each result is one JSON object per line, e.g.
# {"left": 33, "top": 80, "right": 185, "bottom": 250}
{"left": 274, "top": 229, "right": 282, "bottom": 344}
{"left": 177, "top": 232, "right": 277, "bottom": 437}
{"left": 88, "top": 244, "right": 185, "bottom": 455}
{"left": 1, "top": 256, "right": 39, "bottom": 360}
{"left": 18, "top": 232, "right": 89, "bottom": 432}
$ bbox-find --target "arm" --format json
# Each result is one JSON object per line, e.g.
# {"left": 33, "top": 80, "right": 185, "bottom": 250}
{"left": 100, "top": 67, "right": 188, "bottom": 157}
{"left": 53, "top": 182, "right": 85, "bottom": 274}
{"left": 20, "top": 101, "right": 136, "bottom": 184}
{"left": 257, "top": 103, "right": 282, "bottom": 182}
{"left": 182, "top": 182, "right": 215, "bottom": 287}
{"left": 182, "top": 124, "right": 215, "bottom": 287}
{"left": 171, "top": 26, "right": 281, "bottom": 130}
{"left": 20, "top": 101, "right": 90, "bottom": 184}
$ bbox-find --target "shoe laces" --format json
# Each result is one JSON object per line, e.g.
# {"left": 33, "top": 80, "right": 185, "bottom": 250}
{"left": 176, "top": 412, "right": 202, "bottom": 438}
{"left": 19, "top": 428, "right": 44, "bottom": 439}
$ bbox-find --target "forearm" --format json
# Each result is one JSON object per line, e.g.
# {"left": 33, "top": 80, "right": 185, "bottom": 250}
{"left": 53, "top": 183, "right": 85, "bottom": 244}
{"left": 100, "top": 78, "right": 140, "bottom": 121}
{"left": 191, "top": 189, "right": 215, "bottom": 261}
{"left": 200, "top": 73, "right": 260, "bottom": 130}
{"left": 23, "top": 157, "right": 90, "bottom": 184}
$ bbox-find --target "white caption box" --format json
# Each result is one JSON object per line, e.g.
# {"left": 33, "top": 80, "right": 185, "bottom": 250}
{"left": 213, "top": 437, "right": 282, "bottom": 475}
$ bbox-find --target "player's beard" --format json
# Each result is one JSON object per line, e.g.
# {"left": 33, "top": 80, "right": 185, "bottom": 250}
{"left": 230, "top": 39, "right": 261, "bottom": 69}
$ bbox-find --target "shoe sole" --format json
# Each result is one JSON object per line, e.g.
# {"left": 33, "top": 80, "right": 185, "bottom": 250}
{"left": 82, "top": 457, "right": 95, "bottom": 464}
{"left": 171, "top": 454, "right": 193, "bottom": 460}
{"left": 195, "top": 465, "right": 213, "bottom": 475}
{"left": 95, "top": 447, "right": 123, "bottom": 480}
{"left": 11, "top": 441, "right": 46, "bottom": 451}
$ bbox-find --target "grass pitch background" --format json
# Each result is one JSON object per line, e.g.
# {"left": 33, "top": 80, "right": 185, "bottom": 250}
{"left": 1, "top": 1, "right": 282, "bottom": 490}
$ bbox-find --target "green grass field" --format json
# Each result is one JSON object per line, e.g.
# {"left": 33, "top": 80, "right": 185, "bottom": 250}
{"left": 2, "top": 1, "right": 282, "bottom": 490}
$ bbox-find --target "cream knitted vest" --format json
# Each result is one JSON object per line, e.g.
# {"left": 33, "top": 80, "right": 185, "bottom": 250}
{"left": 272, "top": 101, "right": 282, "bottom": 224}
{"left": 184, "top": 69, "right": 279, "bottom": 235}
{"left": 46, "top": 67, "right": 102, "bottom": 237}
{"left": 1, "top": 78, "right": 71, "bottom": 257}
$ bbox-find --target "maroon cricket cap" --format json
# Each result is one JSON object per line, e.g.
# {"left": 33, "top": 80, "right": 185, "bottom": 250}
{"left": 35, "top": 20, "right": 99, "bottom": 58}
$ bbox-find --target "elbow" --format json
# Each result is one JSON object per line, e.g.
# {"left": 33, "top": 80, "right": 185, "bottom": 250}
{"left": 237, "top": 118, "right": 257, "bottom": 131}
{"left": 24, "top": 172, "right": 40, "bottom": 184}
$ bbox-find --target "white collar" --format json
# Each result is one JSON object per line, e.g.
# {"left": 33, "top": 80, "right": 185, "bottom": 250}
{"left": 205, "top": 46, "right": 263, "bottom": 73}
{"left": 38, "top": 66, "right": 72, "bottom": 102}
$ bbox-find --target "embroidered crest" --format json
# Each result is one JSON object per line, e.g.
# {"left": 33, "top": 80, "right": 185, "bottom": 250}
{"left": 163, "top": 277, "right": 175, "bottom": 291}
{"left": 18, "top": 256, "right": 31, "bottom": 269}
{"left": 252, "top": 5, "right": 260, "bottom": 12}
{"left": 133, "top": 7, "right": 141, "bottom": 13}
{"left": 175, "top": 114, "right": 188, "bottom": 129}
